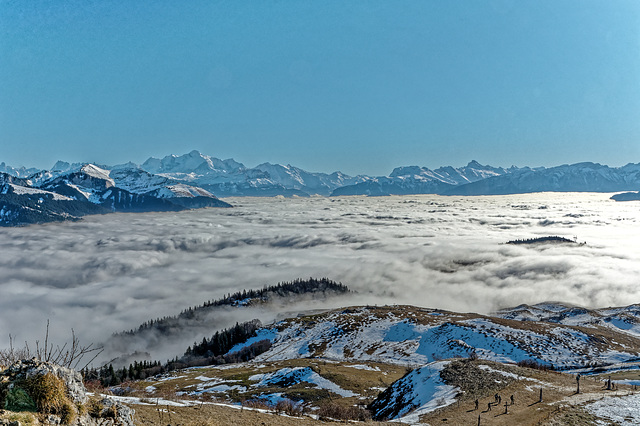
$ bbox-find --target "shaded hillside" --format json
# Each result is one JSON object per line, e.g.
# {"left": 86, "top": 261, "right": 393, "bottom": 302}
{"left": 0, "top": 186, "right": 110, "bottom": 226}
{"left": 102, "top": 278, "right": 350, "bottom": 366}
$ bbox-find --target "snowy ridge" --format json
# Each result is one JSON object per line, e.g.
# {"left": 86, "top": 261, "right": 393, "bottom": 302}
{"left": 495, "top": 302, "right": 640, "bottom": 338}
{"left": 248, "top": 305, "right": 640, "bottom": 370}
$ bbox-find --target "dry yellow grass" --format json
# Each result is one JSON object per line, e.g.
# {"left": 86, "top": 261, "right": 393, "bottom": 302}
{"left": 132, "top": 402, "right": 395, "bottom": 425}
{"left": 133, "top": 358, "right": 406, "bottom": 409}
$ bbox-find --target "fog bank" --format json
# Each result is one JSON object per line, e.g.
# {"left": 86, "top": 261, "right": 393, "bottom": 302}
{"left": 1, "top": 193, "right": 639, "bottom": 360}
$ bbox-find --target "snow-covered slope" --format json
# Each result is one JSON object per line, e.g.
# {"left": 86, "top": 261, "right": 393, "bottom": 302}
{"left": 1, "top": 183, "right": 73, "bottom": 201}
{"left": 246, "top": 305, "right": 640, "bottom": 370}
{"left": 368, "top": 361, "right": 457, "bottom": 421}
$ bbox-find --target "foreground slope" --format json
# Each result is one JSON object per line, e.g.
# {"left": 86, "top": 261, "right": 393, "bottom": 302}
{"left": 104, "top": 302, "right": 640, "bottom": 425}
{"left": 369, "top": 358, "right": 635, "bottom": 425}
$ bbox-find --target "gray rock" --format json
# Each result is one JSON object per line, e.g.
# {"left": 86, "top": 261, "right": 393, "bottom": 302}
{"left": 3, "top": 358, "right": 87, "bottom": 404}
{"left": 1, "top": 359, "right": 134, "bottom": 425}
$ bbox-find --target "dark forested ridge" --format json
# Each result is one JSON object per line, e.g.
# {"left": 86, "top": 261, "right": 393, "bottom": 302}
{"left": 506, "top": 236, "right": 580, "bottom": 245}
{"left": 116, "top": 278, "right": 349, "bottom": 338}
{"left": 88, "top": 319, "right": 271, "bottom": 386}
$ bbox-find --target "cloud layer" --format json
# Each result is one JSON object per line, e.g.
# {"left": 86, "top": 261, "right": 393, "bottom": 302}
{"left": 1, "top": 193, "right": 639, "bottom": 361}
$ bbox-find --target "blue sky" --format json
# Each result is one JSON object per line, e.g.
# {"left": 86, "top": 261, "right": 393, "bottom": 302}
{"left": 1, "top": 0, "right": 639, "bottom": 176}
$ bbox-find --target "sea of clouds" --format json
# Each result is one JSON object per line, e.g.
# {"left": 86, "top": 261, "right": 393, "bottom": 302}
{"left": 1, "top": 193, "right": 639, "bottom": 362}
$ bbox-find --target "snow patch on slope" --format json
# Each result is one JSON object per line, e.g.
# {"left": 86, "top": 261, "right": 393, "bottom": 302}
{"left": 2, "top": 184, "right": 73, "bottom": 201}
{"left": 585, "top": 393, "right": 640, "bottom": 425}
{"left": 249, "top": 367, "right": 356, "bottom": 397}
{"left": 371, "top": 361, "right": 457, "bottom": 423}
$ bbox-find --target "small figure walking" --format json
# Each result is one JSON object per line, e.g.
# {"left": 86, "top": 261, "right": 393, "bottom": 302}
{"left": 510, "top": 394, "right": 514, "bottom": 405}
{"left": 576, "top": 373, "right": 581, "bottom": 394}
{"left": 475, "top": 399, "right": 479, "bottom": 410}
{"left": 487, "top": 402, "right": 492, "bottom": 411}
{"left": 539, "top": 388, "right": 543, "bottom": 403}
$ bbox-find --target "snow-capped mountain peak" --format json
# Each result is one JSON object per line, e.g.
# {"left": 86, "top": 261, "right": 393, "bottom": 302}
{"left": 79, "top": 164, "right": 113, "bottom": 184}
{"left": 141, "top": 150, "right": 245, "bottom": 175}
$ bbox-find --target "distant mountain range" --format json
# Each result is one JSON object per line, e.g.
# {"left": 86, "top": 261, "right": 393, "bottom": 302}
{"left": 0, "top": 158, "right": 231, "bottom": 226}
{"left": 2, "top": 151, "right": 639, "bottom": 226}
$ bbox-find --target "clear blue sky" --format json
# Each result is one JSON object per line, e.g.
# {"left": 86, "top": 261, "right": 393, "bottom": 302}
{"left": 1, "top": 0, "right": 639, "bottom": 176}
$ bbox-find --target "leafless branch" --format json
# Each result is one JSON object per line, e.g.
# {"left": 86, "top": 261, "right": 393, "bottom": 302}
{"left": 0, "top": 321, "right": 103, "bottom": 370}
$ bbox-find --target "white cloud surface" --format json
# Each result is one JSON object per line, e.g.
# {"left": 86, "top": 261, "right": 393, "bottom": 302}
{"left": 1, "top": 193, "right": 639, "bottom": 361}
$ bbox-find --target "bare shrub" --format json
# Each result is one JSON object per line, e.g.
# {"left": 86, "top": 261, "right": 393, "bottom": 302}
{"left": 275, "top": 399, "right": 304, "bottom": 416}
{"left": 154, "top": 386, "right": 179, "bottom": 402}
{"left": 517, "top": 359, "right": 552, "bottom": 371}
{"left": 86, "top": 396, "right": 105, "bottom": 418}
{"left": 318, "top": 402, "right": 372, "bottom": 421}
{"left": 1, "top": 321, "right": 103, "bottom": 370}
{"left": 83, "top": 379, "right": 108, "bottom": 394}
{"left": 242, "top": 399, "right": 274, "bottom": 410}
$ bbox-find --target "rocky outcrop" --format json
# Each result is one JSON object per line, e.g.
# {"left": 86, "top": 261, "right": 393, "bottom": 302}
{"left": 2, "top": 359, "right": 87, "bottom": 405}
{"left": 0, "top": 359, "right": 134, "bottom": 426}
